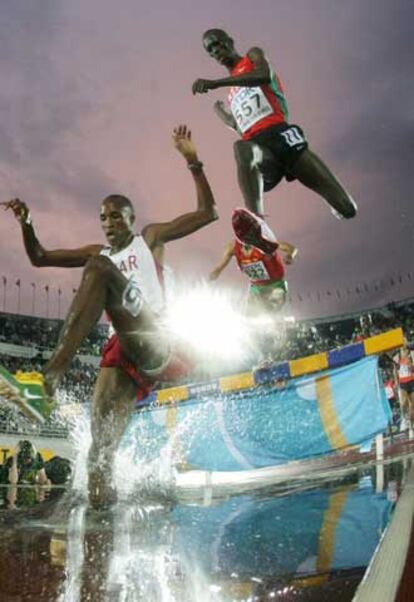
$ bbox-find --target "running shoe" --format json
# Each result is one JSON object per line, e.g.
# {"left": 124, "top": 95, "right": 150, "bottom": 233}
{"left": 0, "top": 367, "right": 56, "bottom": 424}
{"left": 232, "top": 207, "right": 278, "bottom": 254}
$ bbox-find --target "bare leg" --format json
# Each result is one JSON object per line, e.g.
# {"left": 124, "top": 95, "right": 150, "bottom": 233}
{"left": 399, "top": 389, "right": 410, "bottom": 429}
{"left": 6, "top": 484, "right": 18, "bottom": 509}
{"left": 292, "top": 148, "right": 357, "bottom": 218}
{"left": 88, "top": 367, "right": 136, "bottom": 508}
{"left": 44, "top": 255, "right": 168, "bottom": 394}
{"left": 233, "top": 140, "right": 265, "bottom": 215}
{"left": 246, "top": 292, "right": 283, "bottom": 362}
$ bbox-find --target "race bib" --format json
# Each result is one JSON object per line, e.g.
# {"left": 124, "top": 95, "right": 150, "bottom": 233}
{"left": 229, "top": 86, "right": 273, "bottom": 133}
{"left": 399, "top": 364, "right": 411, "bottom": 378}
{"left": 122, "top": 278, "right": 144, "bottom": 317}
{"left": 241, "top": 260, "right": 270, "bottom": 281}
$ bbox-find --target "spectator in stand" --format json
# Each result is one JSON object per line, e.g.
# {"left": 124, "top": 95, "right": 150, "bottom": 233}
{"left": 3, "top": 440, "right": 51, "bottom": 508}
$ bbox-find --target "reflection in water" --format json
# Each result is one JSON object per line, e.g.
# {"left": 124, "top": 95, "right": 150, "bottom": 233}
{"left": 0, "top": 456, "right": 411, "bottom": 601}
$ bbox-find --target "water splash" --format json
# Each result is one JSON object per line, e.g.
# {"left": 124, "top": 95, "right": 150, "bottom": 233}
{"left": 107, "top": 503, "right": 180, "bottom": 601}
{"left": 67, "top": 407, "right": 92, "bottom": 496}
{"left": 58, "top": 503, "right": 86, "bottom": 602}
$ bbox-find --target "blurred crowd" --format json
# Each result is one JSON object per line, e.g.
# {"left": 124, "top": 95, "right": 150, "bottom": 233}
{"left": 0, "top": 312, "right": 108, "bottom": 355}
{"left": 0, "top": 299, "right": 414, "bottom": 427}
{"left": 267, "top": 300, "right": 414, "bottom": 363}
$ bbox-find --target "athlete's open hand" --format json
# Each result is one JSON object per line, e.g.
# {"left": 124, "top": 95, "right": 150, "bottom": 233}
{"left": 282, "top": 248, "right": 298, "bottom": 265}
{"left": 192, "top": 78, "right": 218, "bottom": 95}
{"left": 213, "top": 100, "right": 227, "bottom": 115}
{"left": 172, "top": 125, "right": 198, "bottom": 162}
{"left": 1, "top": 198, "right": 30, "bottom": 223}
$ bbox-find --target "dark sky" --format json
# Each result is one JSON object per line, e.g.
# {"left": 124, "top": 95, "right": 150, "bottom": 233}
{"left": 0, "top": 0, "right": 413, "bottom": 320}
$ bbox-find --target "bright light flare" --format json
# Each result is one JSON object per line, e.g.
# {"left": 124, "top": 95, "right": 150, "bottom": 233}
{"left": 165, "top": 284, "right": 250, "bottom": 361}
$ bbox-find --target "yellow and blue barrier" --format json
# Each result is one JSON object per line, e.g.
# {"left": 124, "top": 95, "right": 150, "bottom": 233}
{"left": 127, "top": 355, "right": 393, "bottom": 470}
{"left": 144, "top": 327, "right": 403, "bottom": 406}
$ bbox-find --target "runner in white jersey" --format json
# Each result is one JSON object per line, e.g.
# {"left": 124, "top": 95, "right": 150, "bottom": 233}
{"left": 2, "top": 125, "right": 218, "bottom": 508}
{"left": 158, "top": 263, "right": 176, "bottom": 307}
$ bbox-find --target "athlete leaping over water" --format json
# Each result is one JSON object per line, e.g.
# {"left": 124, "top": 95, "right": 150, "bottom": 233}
{"left": 193, "top": 29, "right": 357, "bottom": 251}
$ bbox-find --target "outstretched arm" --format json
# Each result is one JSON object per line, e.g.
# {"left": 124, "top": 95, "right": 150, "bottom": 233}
{"left": 192, "top": 47, "right": 272, "bottom": 94}
{"left": 1, "top": 199, "right": 102, "bottom": 268}
{"left": 278, "top": 241, "right": 298, "bottom": 265}
{"left": 143, "top": 125, "right": 218, "bottom": 255}
{"left": 209, "top": 242, "right": 235, "bottom": 281}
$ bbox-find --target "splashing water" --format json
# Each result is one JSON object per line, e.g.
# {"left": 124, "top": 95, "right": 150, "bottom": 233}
{"left": 58, "top": 503, "right": 86, "bottom": 602}
{"left": 68, "top": 407, "right": 92, "bottom": 496}
{"left": 55, "top": 398, "right": 242, "bottom": 601}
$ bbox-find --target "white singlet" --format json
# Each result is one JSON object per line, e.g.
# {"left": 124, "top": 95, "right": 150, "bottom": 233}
{"left": 100, "top": 235, "right": 164, "bottom": 313}
{"left": 160, "top": 263, "right": 176, "bottom": 306}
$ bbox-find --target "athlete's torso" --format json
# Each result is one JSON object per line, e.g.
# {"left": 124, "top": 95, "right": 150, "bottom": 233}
{"left": 100, "top": 235, "right": 164, "bottom": 313}
{"left": 234, "top": 239, "right": 285, "bottom": 285}
{"left": 228, "top": 54, "right": 289, "bottom": 140}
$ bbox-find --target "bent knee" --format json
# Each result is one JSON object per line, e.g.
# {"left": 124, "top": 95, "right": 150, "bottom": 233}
{"left": 84, "top": 254, "right": 115, "bottom": 276}
{"left": 342, "top": 199, "right": 357, "bottom": 219}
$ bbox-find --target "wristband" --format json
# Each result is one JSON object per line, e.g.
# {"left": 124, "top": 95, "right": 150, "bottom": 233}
{"left": 187, "top": 160, "right": 204, "bottom": 173}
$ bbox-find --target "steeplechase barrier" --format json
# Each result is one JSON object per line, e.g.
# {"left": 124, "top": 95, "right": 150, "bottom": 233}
{"left": 124, "top": 328, "right": 404, "bottom": 473}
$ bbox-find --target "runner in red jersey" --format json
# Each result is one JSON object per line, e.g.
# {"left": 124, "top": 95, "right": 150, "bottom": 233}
{"left": 193, "top": 29, "right": 357, "bottom": 251}
{"left": 393, "top": 339, "right": 414, "bottom": 432}
{"left": 209, "top": 208, "right": 297, "bottom": 315}
{"left": 227, "top": 54, "right": 288, "bottom": 140}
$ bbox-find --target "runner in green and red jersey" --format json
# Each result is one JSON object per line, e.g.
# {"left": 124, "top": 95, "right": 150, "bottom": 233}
{"left": 193, "top": 29, "right": 357, "bottom": 252}
{"left": 209, "top": 208, "right": 297, "bottom": 315}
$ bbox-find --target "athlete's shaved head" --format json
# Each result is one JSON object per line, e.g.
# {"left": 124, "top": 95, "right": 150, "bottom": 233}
{"left": 102, "top": 194, "right": 135, "bottom": 216}
{"left": 100, "top": 194, "right": 136, "bottom": 248}
{"left": 202, "top": 29, "right": 239, "bottom": 69}
{"left": 203, "top": 29, "right": 233, "bottom": 49}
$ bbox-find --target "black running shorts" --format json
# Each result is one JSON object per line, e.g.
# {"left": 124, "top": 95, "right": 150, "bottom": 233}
{"left": 248, "top": 123, "right": 308, "bottom": 191}
{"left": 400, "top": 381, "right": 414, "bottom": 394}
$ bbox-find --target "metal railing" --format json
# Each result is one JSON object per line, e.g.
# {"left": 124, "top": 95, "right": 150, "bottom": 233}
{"left": 0, "top": 419, "right": 69, "bottom": 439}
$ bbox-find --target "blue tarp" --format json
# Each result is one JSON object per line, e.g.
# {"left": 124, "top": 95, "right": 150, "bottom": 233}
{"left": 124, "top": 356, "right": 391, "bottom": 471}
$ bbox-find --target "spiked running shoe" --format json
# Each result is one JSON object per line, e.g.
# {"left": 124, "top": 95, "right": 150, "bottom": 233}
{"left": 0, "top": 367, "right": 56, "bottom": 424}
{"left": 232, "top": 207, "right": 278, "bottom": 254}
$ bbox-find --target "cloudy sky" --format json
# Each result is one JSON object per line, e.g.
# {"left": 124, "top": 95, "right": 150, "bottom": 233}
{"left": 0, "top": 0, "right": 413, "bottom": 320}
